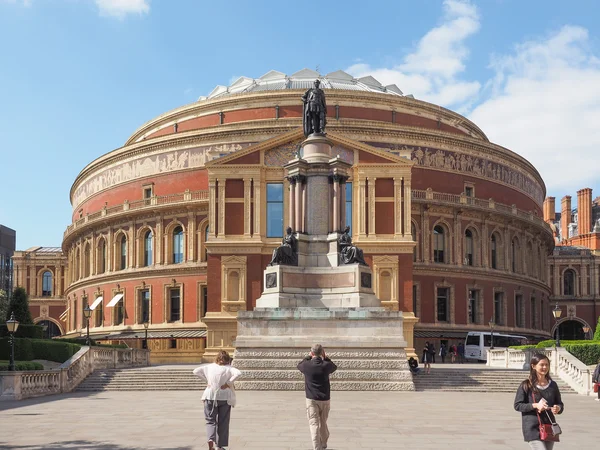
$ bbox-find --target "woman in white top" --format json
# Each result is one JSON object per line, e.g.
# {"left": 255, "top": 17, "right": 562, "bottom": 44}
{"left": 193, "top": 350, "right": 242, "bottom": 450}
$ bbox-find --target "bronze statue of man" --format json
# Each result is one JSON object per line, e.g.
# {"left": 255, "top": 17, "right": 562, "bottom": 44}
{"left": 302, "top": 79, "right": 327, "bottom": 137}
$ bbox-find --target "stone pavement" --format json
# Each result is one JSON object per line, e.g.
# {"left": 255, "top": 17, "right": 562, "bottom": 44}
{"left": 0, "top": 390, "right": 596, "bottom": 449}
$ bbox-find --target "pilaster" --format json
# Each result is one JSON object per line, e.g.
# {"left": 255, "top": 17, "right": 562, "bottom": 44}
{"left": 218, "top": 178, "right": 226, "bottom": 237}
{"left": 209, "top": 179, "right": 217, "bottom": 238}
{"left": 244, "top": 178, "right": 252, "bottom": 237}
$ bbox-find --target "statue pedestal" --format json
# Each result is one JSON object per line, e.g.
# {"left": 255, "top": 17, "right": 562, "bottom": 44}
{"left": 233, "top": 308, "right": 413, "bottom": 391}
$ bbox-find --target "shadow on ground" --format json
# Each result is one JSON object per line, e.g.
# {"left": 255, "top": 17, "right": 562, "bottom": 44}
{"left": 0, "top": 441, "right": 192, "bottom": 450}
{"left": 0, "top": 391, "right": 104, "bottom": 412}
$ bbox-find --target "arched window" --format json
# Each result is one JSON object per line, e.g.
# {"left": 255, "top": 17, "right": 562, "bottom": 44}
{"left": 119, "top": 235, "right": 127, "bottom": 270}
{"left": 144, "top": 230, "right": 153, "bottom": 267}
{"left": 97, "top": 239, "right": 107, "bottom": 274}
{"left": 433, "top": 225, "right": 445, "bottom": 263}
{"left": 42, "top": 271, "right": 52, "bottom": 297}
{"left": 563, "top": 269, "right": 575, "bottom": 296}
{"left": 465, "top": 229, "right": 474, "bottom": 266}
{"left": 490, "top": 233, "right": 498, "bottom": 269}
{"left": 173, "top": 226, "right": 184, "bottom": 264}
{"left": 411, "top": 222, "right": 417, "bottom": 262}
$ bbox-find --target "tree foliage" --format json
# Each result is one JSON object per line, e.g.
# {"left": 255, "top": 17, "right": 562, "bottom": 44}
{"left": 594, "top": 316, "right": 600, "bottom": 341}
{"left": 0, "top": 289, "right": 8, "bottom": 324}
{"left": 6, "top": 287, "right": 33, "bottom": 324}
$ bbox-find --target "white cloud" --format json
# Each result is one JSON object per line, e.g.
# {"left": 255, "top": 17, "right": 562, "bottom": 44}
{"left": 470, "top": 25, "right": 600, "bottom": 192}
{"left": 346, "top": 0, "right": 481, "bottom": 111}
{"left": 95, "top": 0, "right": 149, "bottom": 19}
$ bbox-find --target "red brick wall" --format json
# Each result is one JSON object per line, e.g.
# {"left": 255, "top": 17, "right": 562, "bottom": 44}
{"left": 358, "top": 150, "right": 393, "bottom": 164}
{"left": 375, "top": 203, "right": 394, "bottom": 234}
{"left": 225, "top": 204, "right": 244, "bottom": 235}
{"left": 225, "top": 152, "right": 260, "bottom": 164}
{"left": 207, "top": 255, "right": 221, "bottom": 313}
{"left": 225, "top": 179, "right": 244, "bottom": 198}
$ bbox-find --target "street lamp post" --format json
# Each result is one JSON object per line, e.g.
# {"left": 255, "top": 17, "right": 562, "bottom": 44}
{"left": 6, "top": 313, "right": 20, "bottom": 371}
{"left": 83, "top": 305, "right": 92, "bottom": 346}
{"left": 582, "top": 325, "right": 590, "bottom": 340}
{"left": 552, "top": 303, "right": 562, "bottom": 347}
{"left": 489, "top": 318, "right": 495, "bottom": 350}
{"left": 143, "top": 320, "right": 149, "bottom": 350}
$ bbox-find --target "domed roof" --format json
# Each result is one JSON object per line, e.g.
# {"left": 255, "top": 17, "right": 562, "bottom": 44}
{"left": 200, "top": 68, "right": 409, "bottom": 101}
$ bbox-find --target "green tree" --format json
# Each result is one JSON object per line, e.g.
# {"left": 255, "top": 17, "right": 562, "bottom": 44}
{"left": 7, "top": 287, "right": 33, "bottom": 324}
{"left": 594, "top": 316, "right": 600, "bottom": 341}
{"left": 0, "top": 289, "right": 8, "bottom": 324}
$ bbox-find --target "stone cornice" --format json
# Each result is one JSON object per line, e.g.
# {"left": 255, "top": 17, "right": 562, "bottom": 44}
{"left": 125, "top": 89, "right": 488, "bottom": 145}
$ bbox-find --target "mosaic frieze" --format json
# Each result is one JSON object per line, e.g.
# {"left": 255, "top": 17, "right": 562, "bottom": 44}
{"left": 72, "top": 142, "right": 254, "bottom": 209}
{"left": 365, "top": 142, "right": 544, "bottom": 205}
{"left": 264, "top": 141, "right": 354, "bottom": 166}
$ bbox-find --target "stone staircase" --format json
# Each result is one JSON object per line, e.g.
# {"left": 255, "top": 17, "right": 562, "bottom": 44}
{"left": 413, "top": 366, "right": 577, "bottom": 394}
{"left": 75, "top": 366, "right": 205, "bottom": 392}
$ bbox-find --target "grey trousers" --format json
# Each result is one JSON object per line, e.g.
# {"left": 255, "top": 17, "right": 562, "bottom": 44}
{"left": 528, "top": 441, "right": 555, "bottom": 450}
{"left": 204, "top": 400, "right": 231, "bottom": 447}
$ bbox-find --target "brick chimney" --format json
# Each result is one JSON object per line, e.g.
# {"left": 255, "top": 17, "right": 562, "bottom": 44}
{"left": 543, "top": 197, "right": 556, "bottom": 223}
{"left": 560, "top": 195, "right": 571, "bottom": 241}
{"left": 577, "top": 188, "right": 593, "bottom": 235}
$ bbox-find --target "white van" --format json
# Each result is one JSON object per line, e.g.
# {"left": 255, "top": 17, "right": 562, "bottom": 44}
{"left": 464, "top": 332, "right": 527, "bottom": 362}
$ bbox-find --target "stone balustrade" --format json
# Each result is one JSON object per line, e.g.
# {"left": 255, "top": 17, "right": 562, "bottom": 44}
{"left": 487, "top": 347, "right": 594, "bottom": 395}
{"left": 0, "top": 346, "right": 149, "bottom": 401}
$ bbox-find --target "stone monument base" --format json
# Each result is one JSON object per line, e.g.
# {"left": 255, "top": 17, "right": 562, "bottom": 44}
{"left": 233, "top": 308, "right": 414, "bottom": 391}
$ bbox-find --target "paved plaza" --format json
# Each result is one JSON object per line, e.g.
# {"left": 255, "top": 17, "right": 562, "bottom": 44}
{"left": 0, "top": 389, "right": 597, "bottom": 449}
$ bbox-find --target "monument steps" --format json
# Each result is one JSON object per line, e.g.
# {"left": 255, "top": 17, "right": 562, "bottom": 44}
{"left": 413, "top": 368, "right": 577, "bottom": 393}
{"left": 75, "top": 368, "right": 206, "bottom": 392}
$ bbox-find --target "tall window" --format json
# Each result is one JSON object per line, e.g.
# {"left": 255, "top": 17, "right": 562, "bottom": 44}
{"left": 468, "top": 289, "right": 478, "bottom": 324}
{"left": 42, "top": 271, "right": 52, "bottom": 297}
{"left": 144, "top": 230, "right": 153, "bottom": 266}
{"left": 200, "top": 285, "right": 208, "bottom": 319}
{"left": 465, "top": 229, "right": 474, "bottom": 266}
{"left": 98, "top": 239, "right": 107, "bottom": 274}
{"left": 530, "top": 297, "right": 537, "bottom": 329}
{"left": 494, "top": 292, "right": 504, "bottom": 326}
{"left": 437, "top": 287, "right": 449, "bottom": 322}
{"left": 120, "top": 235, "right": 127, "bottom": 270}
{"left": 169, "top": 288, "right": 181, "bottom": 322}
{"left": 345, "top": 182, "right": 353, "bottom": 235}
{"left": 115, "top": 300, "right": 124, "bottom": 325}
{"left": 515, "top": 294, "right": 523, "bottom": 328}
{"left": 266, "top": 183, "right": 284, "bottom": 238}
{"left": 139, "top": 289, "right": 150, "bottom": 323}
{"left": 511, "top": 239, "right": 518, "bottom": 273}
{"left": 433, "top": 225, "right": 445, "bottom": 263}
{"left": 412, "top": 222, "right": 417, "bottom": 262}
{"left": 490, "top": 234, "right": 498, "bottom": 269}
{"left": 563, "top": 269, "right": 575, "bottom": 296}
{"left": 95, "top": 301, "right": 103, "bottom": 328}
{"left": 173, "top": 226, "right": 184, "bottom": 263}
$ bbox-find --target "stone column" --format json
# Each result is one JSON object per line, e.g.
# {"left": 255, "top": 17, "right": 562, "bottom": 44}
{"left": 288, "top": 177, "right": 296, "bottom": 233}
{"left": 254, "top": 180, "right": 262, "bottom": 236}
{"left": 358, "top": 178, "right": 366, "bottom": 237}
{"left": 56, "top": 265, "right": 62, "bottom": 296}
{"left": 155, "top": 217, "right": 163, "bottom": 265}
{"left": 107, "top": 229, "right": 113, "bottom": 272}
{"left": 340, "top": 180, "right": 347, "bottom": 231}
{"left": 209, "top": 180, "right": 217, "bottom": 238}
{"left": 394, "top": 177, "right": 402, "bottom": 236}
{"left": 482, "top": 221, "right": 489, "bottom": 268}
{"left": 244, "top": 178, "right": 252, "bottom": 237}
{"left": 455, "top": 213, "right": 462, "bottom": 265}
{"left": 368, "top": 177, "right": 376, "bottom": 236}
{"left": 332, "top": 176, "right": 340, "bottom": 233}
{"left": 403, "top": 179, "right": 411, "bottom": 238}
{"left": 188, "top": 212, "right": 196, "bottom": 261}
{"left": 300, "top": 177, "right": 307, "bottom": 233}
{"left": 218, "top": 179, "right": 226, "bottom": 237}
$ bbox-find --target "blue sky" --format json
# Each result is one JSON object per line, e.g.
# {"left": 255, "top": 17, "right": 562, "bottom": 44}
{"left": 1, "top": 0, "right": 599, "bottom": 250}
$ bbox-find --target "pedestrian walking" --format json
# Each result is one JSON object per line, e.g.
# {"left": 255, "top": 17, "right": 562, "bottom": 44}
{"left": 193, "top": 350, "right": 242, "bottom": 450}
{"left": 422, "top": 341, "right": 432, "bottom": 374}
{"left": 592, "top": 358, "right": 600, "bottom": 401}
{"left": 439, "top": 343, "right": 448, "bottom": 364}
{"left": 430, "top": 342, "right": 436, "bottom": 363}
{"left": 514, "top": 353, "right": 564, "bottom": 449}
{"left": 457, "top": 342, "right": 465, "bottom": 363}
{"left": 450, "top": 343, "right": 457, "bottom": 363}
{"left": 297, "top": 344, "right": 338, "bottom": 450}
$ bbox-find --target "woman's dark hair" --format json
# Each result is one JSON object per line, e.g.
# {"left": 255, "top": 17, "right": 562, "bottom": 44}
{"left": 522, "top": 353, "right": 552, "bottom": 393}
{"left": 215, "top": 350, "right": 231, "bottom": 365}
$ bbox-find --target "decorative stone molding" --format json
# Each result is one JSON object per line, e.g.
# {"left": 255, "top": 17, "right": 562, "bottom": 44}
{"left": 220, "top": 255, "right": 247, "bottom": 314}
{"left": 372, "top": 255, "right": 399, "bottom": 311}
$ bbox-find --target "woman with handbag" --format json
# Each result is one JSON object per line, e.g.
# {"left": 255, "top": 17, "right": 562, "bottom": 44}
{"left": 514, "top": 353, "right": 564, "bottom": 449}
{"left": 193, "top": 350, "right": 242, "bottom": 450}
{"left": 593, "top": 358, "right": 600, "bottom": 401}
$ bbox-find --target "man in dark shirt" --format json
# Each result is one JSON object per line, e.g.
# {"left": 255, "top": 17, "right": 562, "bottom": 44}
{"left": 297, "top": 344, "right": 337, "bottom": 450}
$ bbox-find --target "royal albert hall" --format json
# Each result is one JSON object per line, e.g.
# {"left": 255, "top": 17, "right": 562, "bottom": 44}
{"left": 61, "top": 69, "right": 554, "bottom": 362}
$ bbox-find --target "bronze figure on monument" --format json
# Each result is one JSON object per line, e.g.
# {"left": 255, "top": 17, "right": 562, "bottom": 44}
{"left": 301, "top": 79, "right": 327, "bottom": 137}
{"left": 268, "top": 226, "right": 298, "bottom": 266}
{"left": 338, "top": 226, "right": 367, "bottom": 266}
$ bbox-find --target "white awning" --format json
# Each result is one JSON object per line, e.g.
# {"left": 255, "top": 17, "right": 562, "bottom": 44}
{"left": 90, "top": 297, "right": 104, "bottom": 310}
{"left": 106, "top": 293, "right": 124, "bottom": 308}
{"left": 59, "top": 307, "right": 70, "bottom": 321}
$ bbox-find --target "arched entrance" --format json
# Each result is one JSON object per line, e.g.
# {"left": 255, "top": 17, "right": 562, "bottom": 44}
{"left": 551, "top": 318, "right": 590, "bottom": 341}
{"left": 36, "top": 320, "right": 62, "bottom": 339}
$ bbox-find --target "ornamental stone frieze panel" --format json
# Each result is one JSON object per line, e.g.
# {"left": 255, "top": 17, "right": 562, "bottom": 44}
{"left": 365, "top": 142, "right": 544, "bottom": 205}
{"left": 72, "top": 142, "right": 255, "bottom": 209}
